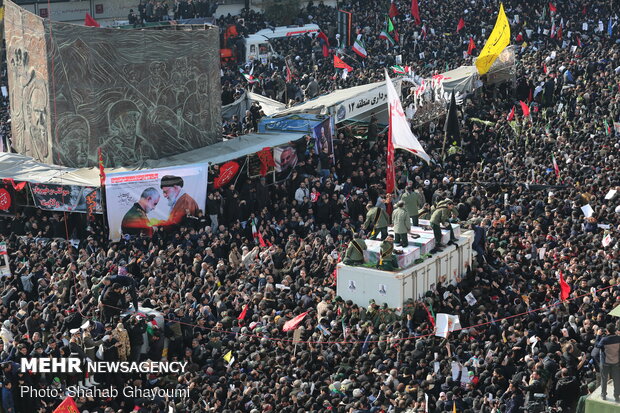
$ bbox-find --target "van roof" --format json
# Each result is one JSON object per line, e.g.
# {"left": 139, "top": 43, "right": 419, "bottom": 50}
{"left": 250, "top": 24, "right": 320, "bottom": 41}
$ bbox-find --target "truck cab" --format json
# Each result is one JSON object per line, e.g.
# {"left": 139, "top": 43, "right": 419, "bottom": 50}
{"left": 222, "top": 24, "right": 320, "bottom": 65}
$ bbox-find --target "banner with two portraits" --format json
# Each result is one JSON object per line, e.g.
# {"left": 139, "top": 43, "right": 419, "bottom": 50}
{"left": 105, "top": 165, "right": 207, "bottom": 240}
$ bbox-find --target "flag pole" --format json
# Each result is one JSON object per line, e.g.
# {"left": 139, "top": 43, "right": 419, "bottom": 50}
{"left": 441, "top": 130, "right": 448, "bottom": 160}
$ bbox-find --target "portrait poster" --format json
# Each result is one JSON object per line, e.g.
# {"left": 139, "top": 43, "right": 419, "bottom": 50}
{"left": 273, "top": 146, "right": 298, "bottom": 173}
{"left": 313, "top": 117, "right": 333, "bottom": 157}
{"left": 0, "top": 242, "right": 10, "bottom": 277}
{"left": 105, "top": 165, "right": 207, "bottom": 240}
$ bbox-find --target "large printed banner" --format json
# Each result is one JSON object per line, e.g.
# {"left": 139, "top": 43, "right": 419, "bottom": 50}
{"left": 105, "top": 165, "right": 207, "bottom": 240}
{"left": 313, "top": 117, "right": 334, "bottom": 157}
{"left": 30, "top": 184, "right": 102, "bottom": 214}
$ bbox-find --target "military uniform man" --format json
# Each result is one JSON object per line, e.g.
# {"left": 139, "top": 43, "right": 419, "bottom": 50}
{"left": 343, "top": 233, "right": 367, "bottom": 265}
{"left": 364, "top": 203, "right": 389, "bottom": 240}
{"left": 400, "top": 183, "right": 425, "bottom": 226}
{"left": 430, "top": 199, "right": 457, "bottom": 251}
{"left": 377, "top": 234, "right": 398, "bottom": 271}
{"left": 392, "top": 201, "right": 410, "bottom": 247}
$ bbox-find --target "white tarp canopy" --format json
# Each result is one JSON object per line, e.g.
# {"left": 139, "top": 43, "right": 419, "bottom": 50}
{"left": 0, "top": 152, "right": 105, "bottom": 186}
{"left": 222, "top": 91, "right": 286, "bottom": 120}
{"left": 273, "top": 79, "right": 402, "bottom": 123}
{"left": 441, "top": 65, "right": 481, "bottom": 95}
{"left": 0, "top": 131, "right": 302, "bottom": 187}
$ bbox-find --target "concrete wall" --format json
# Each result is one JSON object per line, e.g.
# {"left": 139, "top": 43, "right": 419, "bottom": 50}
{"left": 5, "top": 0, "right": 222, "bottom": 168}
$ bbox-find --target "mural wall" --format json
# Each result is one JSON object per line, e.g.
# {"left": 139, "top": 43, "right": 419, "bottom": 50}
{"left": 4, "top": 0, "right": 221, "bottom": 168}
{"left": 5, "top": 1, "right": 52, "bottom": 164}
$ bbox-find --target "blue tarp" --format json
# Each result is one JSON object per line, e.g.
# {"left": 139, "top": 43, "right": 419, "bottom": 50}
{"left": 258, "top": 113, "right": 328, "bottom": 134}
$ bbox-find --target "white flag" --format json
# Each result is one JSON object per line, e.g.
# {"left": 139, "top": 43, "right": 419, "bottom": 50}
{"left": 385, "top": 70, "right": 430, "bottom": 163}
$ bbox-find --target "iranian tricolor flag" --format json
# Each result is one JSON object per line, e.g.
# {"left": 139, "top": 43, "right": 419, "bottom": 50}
{"left": 251, "top": 218, "right": 259, "bottom": 242}
{"left": 552, "top": 154, "right": 560, "bottom": 178}
{"left": 391, "top": 65, "right": 406, "bottom": 74}
{"left": 379, "top": 30, "right": 396, "bottom": 45}
{"left": 352, "top": 35, "right": 368, "bottom": 58}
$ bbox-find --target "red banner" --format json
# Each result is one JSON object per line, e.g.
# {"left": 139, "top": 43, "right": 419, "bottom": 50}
{"left": 0, "top": 188, "right": 11, "bottom": 211}
{"left": 213, "top": 161, "right": 240, "bottom": 189}
{"left": 257, "top": 148, "right": 275, "bottom": 177}
{"left": 54, "top": 396, "right": 80, "bottom": 413}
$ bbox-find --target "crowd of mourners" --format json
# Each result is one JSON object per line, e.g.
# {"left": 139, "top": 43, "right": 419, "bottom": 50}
{"left": 0, "top": 0, "right": 620, "bottom": 412}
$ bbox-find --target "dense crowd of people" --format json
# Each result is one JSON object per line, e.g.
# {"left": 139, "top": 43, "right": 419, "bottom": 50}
{"left": 0, "top": 0, "right": 619, "bottom": 412}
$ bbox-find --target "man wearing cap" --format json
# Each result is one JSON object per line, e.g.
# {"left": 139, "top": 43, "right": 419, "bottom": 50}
{"left": 343, "top": 232, "right": 367, "bottom": 266}
{"left": 377, "top": 234, "right": 398, "bottom": 271}
{"left": 392, "top": 201, "right": 410, "bottom": 248}
{"left": 364, "top": 203, "right": 389, "bottom": 240}
{"left": 400, "top": 183, "right": 425, "bottom": 227}
{"left": 157, "top": 175, "right": 199, "bottom": 227}
{"left": 430, "top": 199, "right": 456, "bottom": 251}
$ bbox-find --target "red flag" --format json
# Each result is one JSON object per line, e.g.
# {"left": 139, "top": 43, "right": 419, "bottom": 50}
{"left": 333, "top": 55, "right": 353, "bottom": 72}
{"left": 257, "top": 147, "right": 275, "bottom": 176}
{"left": 2, "top": 179, "right": 26, "bottom": 191}
{"left": 97, "top": 147, "right": 105, "bottom": 187}
{"left": 317, "top": 31, "right": 330, "bottom": 46}
{"left": 520, "top": 101, "right": 530, "bottom": 117}
{"left": 389, "top": 1, "right": 399, "bottom": 18}
{"left": 84, "top": 13, "right": 100, "bottom": 27}
{"left": 317, "top": 31, "right": 330, "bottom": 57}
{"left": 543, "top": 62, "right": 548, "bottom": 74}
{"left": 411, "top": 0, "right": 421, "bottom": 25}
{"left": 282, "top": 311, "right": 309, "bottom": 332}
{"left": 559, "top": 271, "right": 570, "bottom": 301}
{"left": 548, "top": 2, "right": 557, "bottom": 13}
{"left": 257, "top": 231, "right": 267, "bottom": 247}
{"left": 286, "top": 62, "right": 293, "bottom": 82}
{"left": 237, "top": 303, "right": 249, "bottom": 321}
{"left": 386, "top": 95, "right": 396, "bottom": 194}
{"left": 456, "top": 18, "right": 465, "bottom": 33}
{"left": 528, "top": 88, "right": 533, "bottom": 103}
{"left": 421, "top": 25, "right": 427, "bottom": 39}
{"left": 576, "top": 36, "right": 582, "bottom": 47}
{"left": 467, "top": 37, "right": 476, "bottom": 55}
{"left": 54, "top": 396, "right": 80, "bottom": 413}
{"left": 507, "top": 105, "right": 515, "bottom": 121}
{"left": 581, "top": 6, "right": 586, "bottom": 15}
{"left": 557, "top": 25, "right": 562, "bottom": 40}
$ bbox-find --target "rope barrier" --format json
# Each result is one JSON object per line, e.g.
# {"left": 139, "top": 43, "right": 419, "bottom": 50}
{"left": 73, "top": 276, "right": 617, "bottom": 346}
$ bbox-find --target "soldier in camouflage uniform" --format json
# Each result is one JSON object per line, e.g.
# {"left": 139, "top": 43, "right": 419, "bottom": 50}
{"left": 430, "top": 199, "right": 457, "bottom": 251}
{"left": 400, "top": 183, "right": 426, "bottom": 226}
{"left": 364, "top": 203, "right": 389, "bottom": 240}
{"left": 343, "top": 232, "right": 367, "bottom": 265}
{"left": 377, "top": 234, "right": 398, "bottom": 271}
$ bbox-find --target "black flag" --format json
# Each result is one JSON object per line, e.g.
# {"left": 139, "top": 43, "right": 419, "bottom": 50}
{"left": 444, "top": 91, "right": 460, "bottom": 142}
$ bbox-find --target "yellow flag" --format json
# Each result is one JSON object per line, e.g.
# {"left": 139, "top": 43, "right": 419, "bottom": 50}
{"left": 475, "top": 3, "right": 510, "bottom": 75}
{"left": 223, "top": 350, "right": 233, "bottom": 363}
{"left": 453, "top": 401, "right": 457, "bottom": 413}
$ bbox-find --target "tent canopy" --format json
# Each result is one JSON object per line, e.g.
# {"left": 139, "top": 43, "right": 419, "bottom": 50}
{"left": 272, "top": 80, "right": 399, "bottom": 123}
{"left": 441, "top": 65, "right": 480, "bottom": 95}
{"left": 222, "top": 91, "right": 286, "bottom": 120}
{"left": 0, "top": 131, "right": 302, "bottom": 187}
